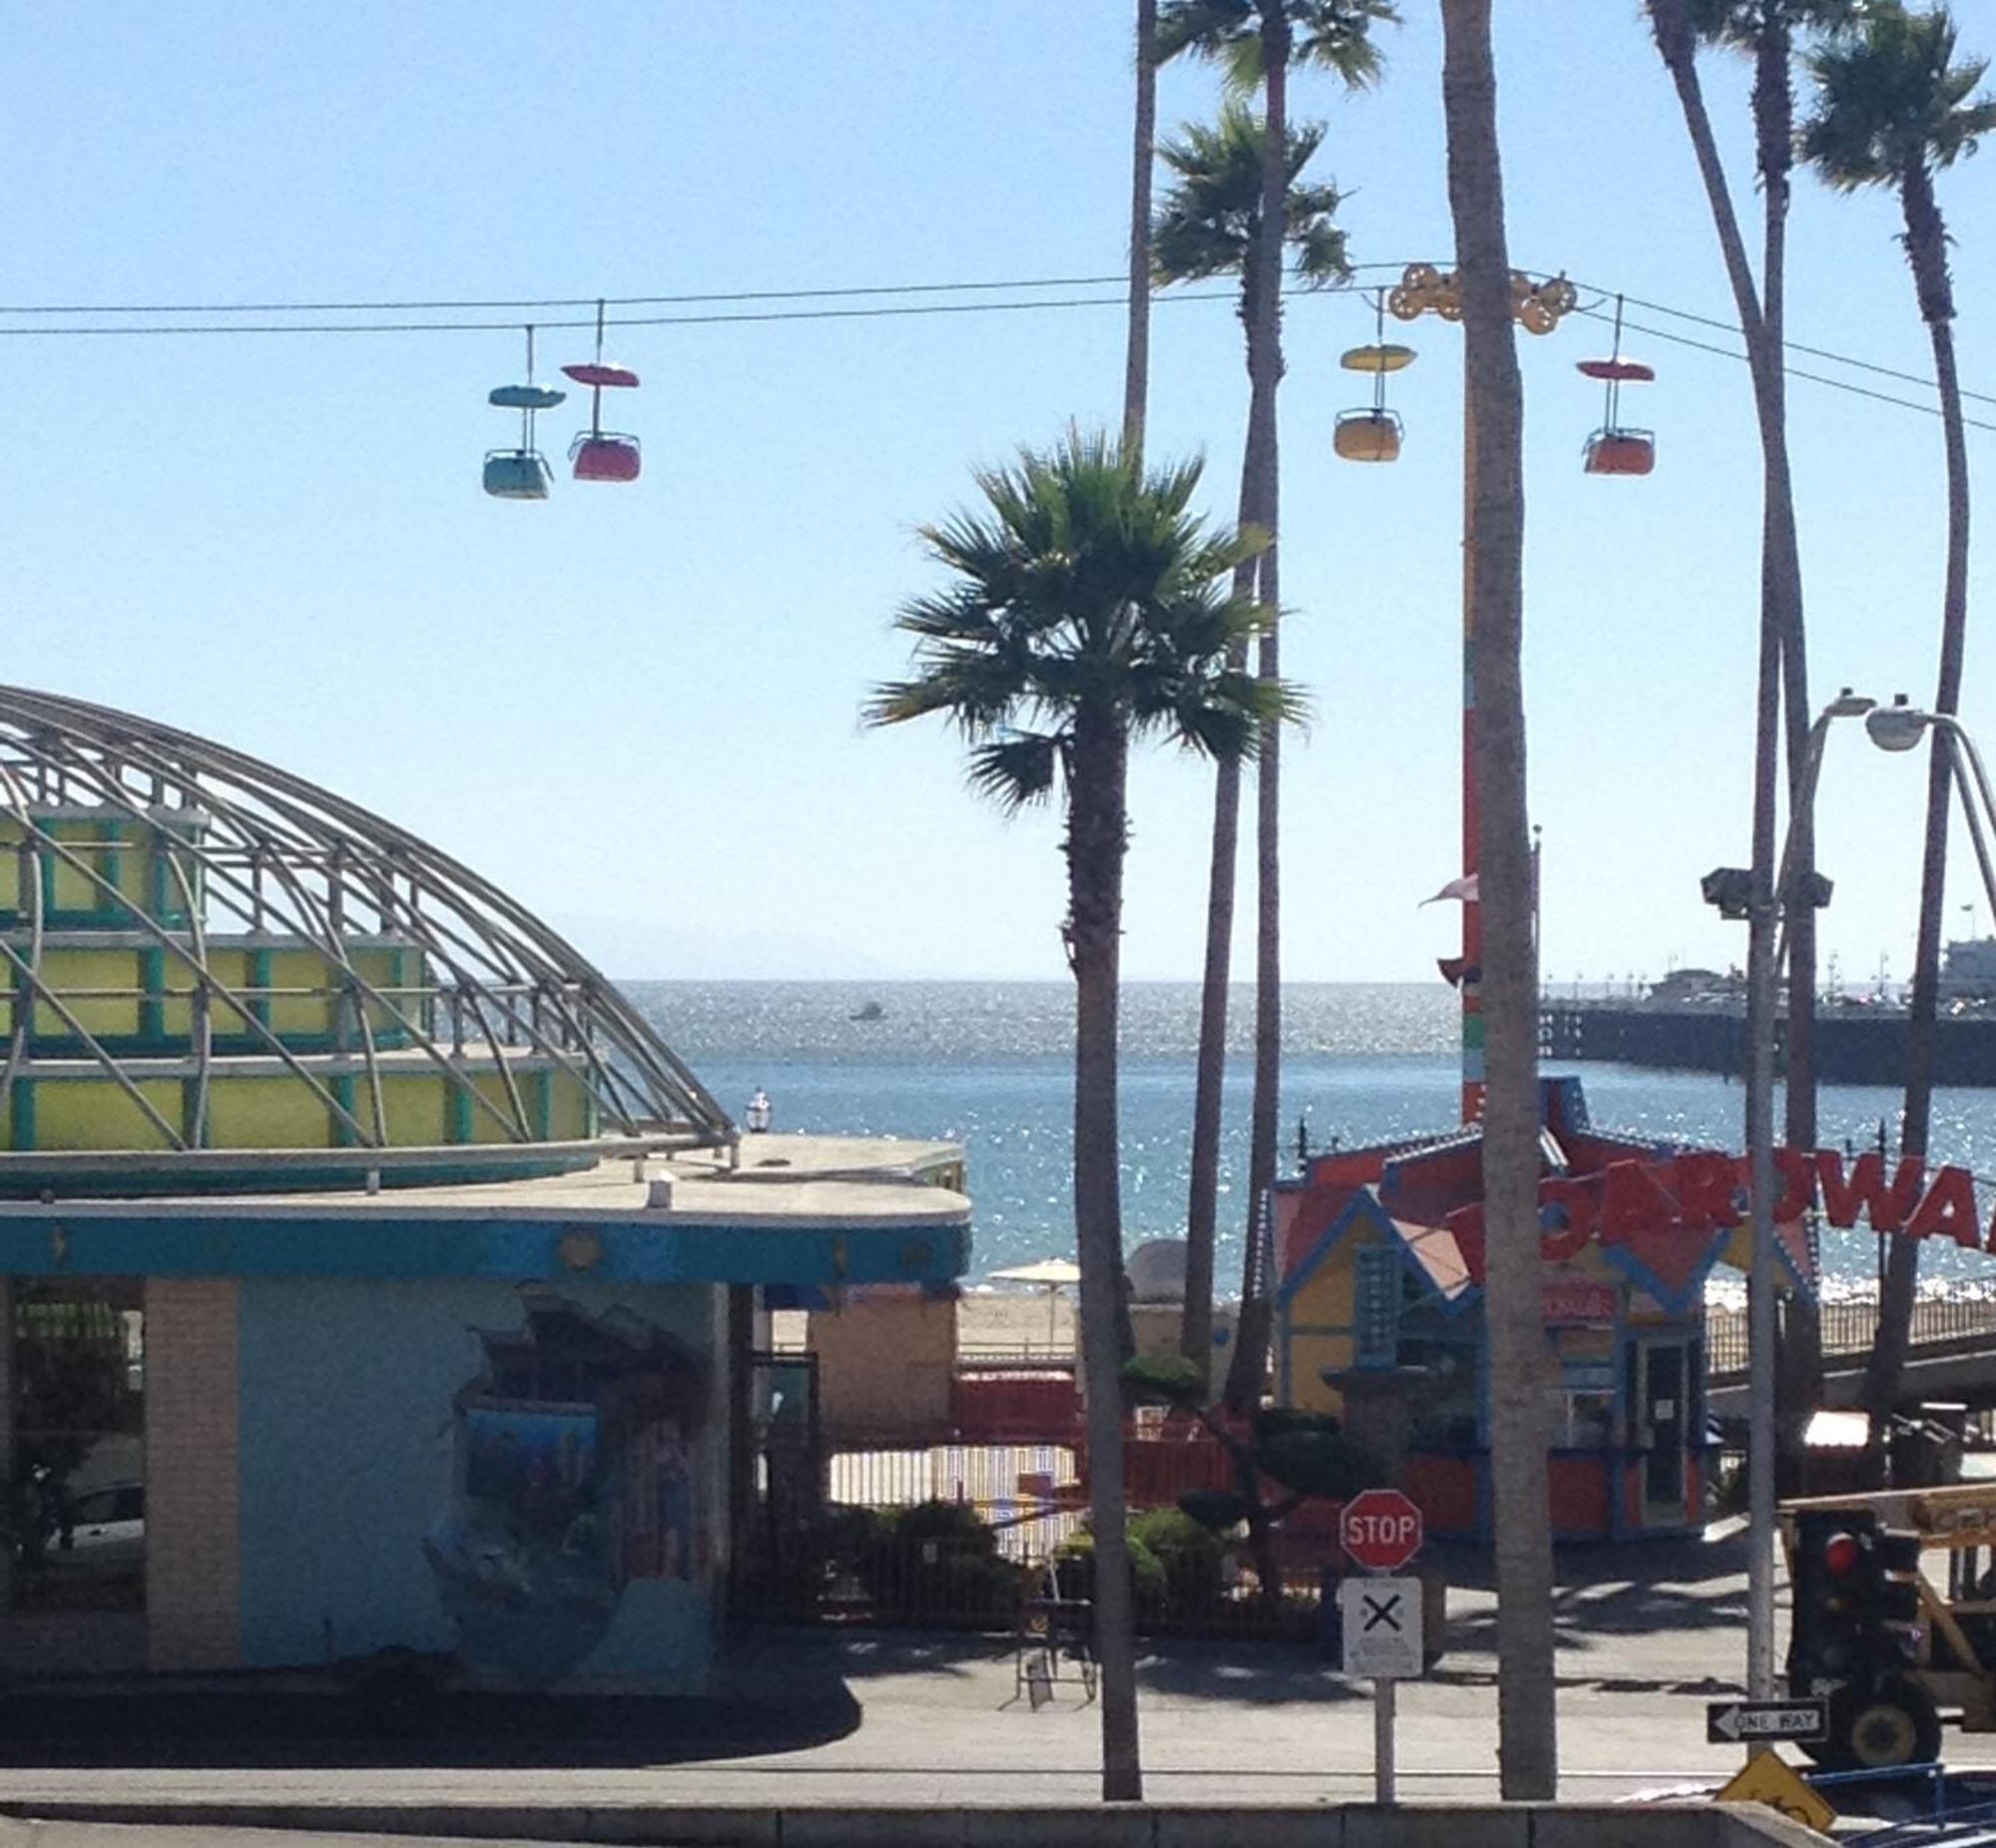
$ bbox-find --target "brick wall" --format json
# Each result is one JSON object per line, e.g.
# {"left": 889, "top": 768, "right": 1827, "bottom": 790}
{"left": 146, "top": 1277, "right": 241, "bottom": 1670}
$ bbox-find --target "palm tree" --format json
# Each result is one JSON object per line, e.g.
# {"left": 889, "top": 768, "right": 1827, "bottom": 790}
{"left": 868, "top": 430, "right": 1288, "bottom": 1802}
{"left": 1802, "top": 3, "right": 1996, "bottom": 1440}
{"left": 1646, "top": 0, "right": 1859, "bottom": 1475}
{"left": 1126, "top": 0, "right": 1160, "bottom": 464}
{"left": 1441, "top": 0, "right": 1556, "bottom": 1799}
{"left": 1156, "top": 0, "right": 1396, "bottom": 1407}
{"left": 1150, "top": 103, "right": 1348, "bottom": 1387}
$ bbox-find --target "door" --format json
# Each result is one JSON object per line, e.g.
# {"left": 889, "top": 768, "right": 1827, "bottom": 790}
{"left": 1639, "top": 1340, "right": 1688, "bottom": 1526}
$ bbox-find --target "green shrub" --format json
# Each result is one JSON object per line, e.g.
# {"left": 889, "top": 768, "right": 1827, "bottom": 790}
{"left": 850, "top": 1500, "right": 1021, "bottom": 1628}
{"left": 1130, "top": 1507, "right": 1226, "bottom": 1614}
{"left": 887, "top": 1500, "right": 1000, "bottom": 1551}
{"left": 1055, "top": 1522, "right": 1170, "bottom": 1611}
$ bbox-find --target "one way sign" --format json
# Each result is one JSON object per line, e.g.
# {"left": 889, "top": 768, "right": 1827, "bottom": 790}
{"left": 1339, "top": 1576, "right": 1424, "bottom": 1679}
{"left": 1705, "top": 1698, "right": 1828, "bottom": 1744}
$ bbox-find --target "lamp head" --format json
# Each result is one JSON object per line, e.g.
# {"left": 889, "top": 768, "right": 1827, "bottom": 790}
{"left": 1824, "top": 688, "right": 1877, "bottom": 720}
{"left": 1701, "top": 866, "right": 1754, "bottom": 922}
{"left": 1866, "top": 695, "right": 1931, "bottom": 754}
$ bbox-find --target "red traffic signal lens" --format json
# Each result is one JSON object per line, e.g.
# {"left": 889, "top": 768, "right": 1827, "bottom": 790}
{"left": 1824, "top": 1532, "right": 1861, "bottom": 1575}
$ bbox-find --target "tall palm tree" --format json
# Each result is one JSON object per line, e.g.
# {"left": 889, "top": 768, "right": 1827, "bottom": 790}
{"left": 1126, "top": 0, "right": 1160, "bottom": 465}
{"left": 1646, "top": 0, "right": 1859, "bottom": 1474}
{"left": 1441, "top": 0, "right": 1555, "bottom": 1799}
{"left": 1157, "top": 0, "right": 1396, "bottom": 1407}
{"left": 1151, "top": 103, "right": 1348, "bottom": 1385}
{"left": 868, "top": 430, "right": 1287, "bottom": 1802}
{"left": 1803, "top": 3, "right": 1996, "bottom": 1439}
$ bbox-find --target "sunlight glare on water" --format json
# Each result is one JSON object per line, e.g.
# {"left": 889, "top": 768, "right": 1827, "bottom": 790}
{"left": 624, "top": 980, "right": 1996, "bottom": 1293}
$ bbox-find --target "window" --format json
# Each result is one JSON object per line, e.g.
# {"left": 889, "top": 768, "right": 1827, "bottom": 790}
{"left": 12, "top": 1280, "right": 145, "bottom": 1612}
{"left": 1354, "top": 1247, "right": 1400, "bottom": 1368}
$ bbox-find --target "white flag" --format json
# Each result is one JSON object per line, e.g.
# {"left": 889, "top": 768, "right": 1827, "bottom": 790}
{"left": 1420, "top": 873, "right": 1480, "bottom": 906}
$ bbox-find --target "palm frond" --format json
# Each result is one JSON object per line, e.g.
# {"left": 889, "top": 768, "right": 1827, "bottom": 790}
{"left": 1803, "top": 4, "right": 1996, "bottom": 186}
{"left": 1152, "top": 105, "right": 1344, "bottom": 290}
{"left": 1291, "top": 0, "right": 1399, "bottom": 88}
{"left": 967, "top": 731, "right": 1066, "bottom": 811}
{"left": 1157, "top": 0, "right": 1397, "bottom": 91}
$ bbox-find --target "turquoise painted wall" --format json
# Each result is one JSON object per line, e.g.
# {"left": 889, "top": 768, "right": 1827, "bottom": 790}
{"left": 237, "top": 1275, "right": 716, "bottom": 1691}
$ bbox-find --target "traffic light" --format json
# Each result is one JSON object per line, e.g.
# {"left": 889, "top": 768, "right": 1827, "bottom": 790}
{"left": 1787, "top": 1510, "right": 1925, "bottom": 1693}
{"left": 1789, "top": 1511, "right": 1867, "bottom": 1689}
{"left": 1866, "top": 1526, "right": 1925, "bottom": 1672}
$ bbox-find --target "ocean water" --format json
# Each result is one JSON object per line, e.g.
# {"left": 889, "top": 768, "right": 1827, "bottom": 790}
{"left": 622, "top": 980, "right": 1996, "bottom": 1294}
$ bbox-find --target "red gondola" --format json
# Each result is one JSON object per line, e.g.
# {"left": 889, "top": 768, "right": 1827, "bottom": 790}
{"left": 562, "top": 300, "right": 642, "bottom": 484}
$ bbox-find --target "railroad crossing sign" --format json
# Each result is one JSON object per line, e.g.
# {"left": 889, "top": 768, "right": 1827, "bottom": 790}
{"left": 1341, "top": 1489, "right": 1425, "bottom": 1574}
{"left": 1706, "top": 1698, "right": 1829, "bottom": 1745}
{"left": 1339, "top": 1576, "right": 1424, "bottom": 1679}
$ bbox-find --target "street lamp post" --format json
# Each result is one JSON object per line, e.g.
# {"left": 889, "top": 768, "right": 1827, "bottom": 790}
{"left": 1710, "top": 689, "right": 1875, "bottom": 1700}
{"left": 1867, "top": 697, "right": 1996, "bottom": 928}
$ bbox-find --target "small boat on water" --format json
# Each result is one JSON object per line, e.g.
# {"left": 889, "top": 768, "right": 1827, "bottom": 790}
{"left": 850, "top": 1000, "right": 886, "bottom": 1023}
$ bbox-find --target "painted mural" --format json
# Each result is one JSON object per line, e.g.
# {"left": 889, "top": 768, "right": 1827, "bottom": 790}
{"left": 422, "top": 1291, "right": 706, "bottom": 1684}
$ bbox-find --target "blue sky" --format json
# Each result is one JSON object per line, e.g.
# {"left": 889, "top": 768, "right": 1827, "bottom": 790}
{"left": 3, "top": 2, "right": 1992, "bottom": 988}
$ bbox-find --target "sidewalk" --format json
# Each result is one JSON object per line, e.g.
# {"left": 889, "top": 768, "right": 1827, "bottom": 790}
{"left": 0, "top": 1530, "right": 1958, "bottom": 1829}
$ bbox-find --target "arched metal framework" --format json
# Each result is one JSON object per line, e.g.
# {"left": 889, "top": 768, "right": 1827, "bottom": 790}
{"left": 0, "top": 687, "right": 733, "bottom": 1187}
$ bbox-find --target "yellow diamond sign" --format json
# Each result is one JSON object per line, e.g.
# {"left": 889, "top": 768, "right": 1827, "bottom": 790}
{"left": 1718, "top": 1751, "right": 1837, "bottom": 1834}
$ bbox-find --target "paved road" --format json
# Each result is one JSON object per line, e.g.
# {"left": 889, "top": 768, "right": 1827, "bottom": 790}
{"left": 0, "top": 1529, "right": 1986, "bottom": 1818}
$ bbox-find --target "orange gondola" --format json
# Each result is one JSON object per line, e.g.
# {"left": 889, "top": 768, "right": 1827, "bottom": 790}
{"left": 1579, "top": 297, "right": 1656, "bottom": 479}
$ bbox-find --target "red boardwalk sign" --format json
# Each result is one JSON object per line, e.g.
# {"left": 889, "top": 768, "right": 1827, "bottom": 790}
{"left": 1341, "top": 1488, "right": 1424, "bottom": 1573}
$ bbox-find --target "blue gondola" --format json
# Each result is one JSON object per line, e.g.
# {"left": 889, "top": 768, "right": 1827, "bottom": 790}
{"left": 484, "top": 329, "right": 565, "bottom": 502}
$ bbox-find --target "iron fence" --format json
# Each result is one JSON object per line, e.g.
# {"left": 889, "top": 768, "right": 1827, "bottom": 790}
{"left": 1705, "top": 1294, "right": 1996, "bottom": 1377}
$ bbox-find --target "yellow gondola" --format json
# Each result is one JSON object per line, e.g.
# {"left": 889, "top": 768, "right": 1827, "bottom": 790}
{"left": 1336, "top": 294, "right": 1416, "bottom": 464}
{"left": 1339, "top": 342, "right": 1417, "bottom": 374}
{"left": 1335, "top": 409, "right": 1403, "bottom": 463}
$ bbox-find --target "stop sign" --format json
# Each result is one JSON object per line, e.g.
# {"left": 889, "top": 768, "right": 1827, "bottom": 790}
{"left": 1340, "top": 1489, "right": 1424, "bottom": 1573}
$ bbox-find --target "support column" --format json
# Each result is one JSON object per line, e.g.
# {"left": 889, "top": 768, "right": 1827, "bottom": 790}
{"left": 146, "top": 1277, "right": 242, "bottom": 1671}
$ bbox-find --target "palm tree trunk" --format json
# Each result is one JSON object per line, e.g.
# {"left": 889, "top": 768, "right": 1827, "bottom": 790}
{"left": 1864, "top": 169, "right": 1972, "bottom": 1442}
{"left": 1123, "top": 0, "right": 1157, "bottom": 464}
{"left": 1441, "top": 0, "right": 1557, "bottom": 1800}
{"left": 1650, "top": 0, "right": 1820, "bottom": 1470}
{"left": 1754, "top": 23, "right": 1823, "bottom": 1477}
{"left": 1225, "top": 0, "right": 1291, "bottom": 1416}
{"left": 1068, "top": 699, "right": 1143, "bottom": 1801}
{"left": 1185, "top": 409, "right": 1264, "bottom": 1388}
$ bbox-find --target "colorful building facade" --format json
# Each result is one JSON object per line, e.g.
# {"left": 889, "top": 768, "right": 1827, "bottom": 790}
{"left": 0, "top": 689, "right": 971, "bottom": 1689}
{"left": 1274, "top": 1077, "right": 1807, "bottom": 1543}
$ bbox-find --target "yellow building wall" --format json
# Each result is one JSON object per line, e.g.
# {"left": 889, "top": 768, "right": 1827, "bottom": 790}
{"left": 464, "top": 1070, "right": 526, "bottom": 1144}
{"left": 0, "top": 817, "right": 189, "bottom": 923}
{"left": 546, "top": 1070, "right": 592, "bottom": 1142}
{"left": 29, "top": 947, "right": 144, "bottom": 1040}
{"left": 367, "top": 1075, "right": 447, "bottom": 1147}
{"left": 1285, "top": 1331, "right": 1356, "bottom": 1416}
{"left": 207, "top": 1077, "right": 332, "bottom": 1151}
{"left": 1278, "top": 1219, "right": 1382, "bottom": 1417}
{"left": 34, "top": 1078, "right": 181, "bottom": 1152}
{"left": 161, "top": 949, "right": 255, "bottom": 1041}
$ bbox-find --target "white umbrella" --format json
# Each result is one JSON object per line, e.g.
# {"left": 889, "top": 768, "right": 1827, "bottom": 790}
{"left": 989, "top": 1257, "right": 1083, "bottom": 1345}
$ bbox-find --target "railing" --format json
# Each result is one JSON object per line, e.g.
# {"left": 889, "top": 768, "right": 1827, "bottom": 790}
{"left": 1707, "top": 1294, "right": 1996, "bottom": 1377}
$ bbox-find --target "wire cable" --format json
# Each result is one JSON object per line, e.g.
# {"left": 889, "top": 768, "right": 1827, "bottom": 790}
{"left": 0, "top": 262, "right": 1418, "bottom": 319}
{"left": 0, "top": 260, "right": 1981, "bottom": 434}
{"left": 1574, "top": 278, "right": 1996, "bottom": 410}
{"left": 1571, "top": 300, "right": 1996, "bottom": 434}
